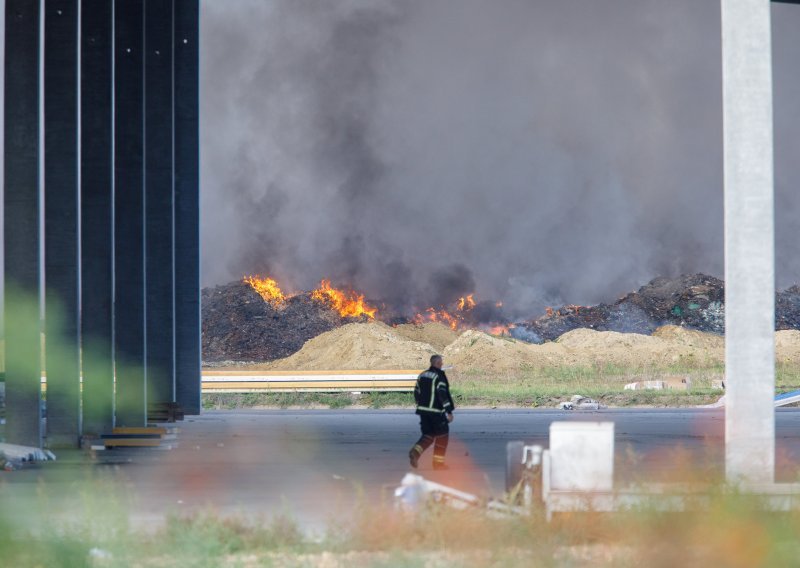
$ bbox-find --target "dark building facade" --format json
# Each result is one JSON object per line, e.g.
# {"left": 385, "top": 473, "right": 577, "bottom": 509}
{"left": 4, "top": 0, "right": 201, "bottom": 448}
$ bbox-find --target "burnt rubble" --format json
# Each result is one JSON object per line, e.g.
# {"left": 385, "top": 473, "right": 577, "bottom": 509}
{"left": 516, "top": 274, "right": 800, "bottom": 343}
{"left": 201, "top": 281, "right": 370, "bottom": 362}
{"left": 777, "top": 285, "right": 800, "bottom": 331}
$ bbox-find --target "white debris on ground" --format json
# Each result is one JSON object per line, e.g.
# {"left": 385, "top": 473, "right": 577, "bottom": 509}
{"left": 88, "top": 548, "right": 114, "bottom": 564}
{"left": 699, "top": 396, "right": 726, "bottom": 409}
{"left": 558, "top": 395, "right": 604, "bottom": 410}
{"left": 394, "top": 473, "right": 526, "bottom": 518}
{"left": 623, "top": 377, "right": 692, "bottom": 391}
{"left": 0, "top": 443, "right": 56, "bottom": 471}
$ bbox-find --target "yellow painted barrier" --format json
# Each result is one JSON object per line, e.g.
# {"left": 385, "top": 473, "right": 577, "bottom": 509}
{"left": 201, "top": 370, "right": 419, "bottom": 393}
{"left": 39, "top": 370, "right": 420, "bottom": 394}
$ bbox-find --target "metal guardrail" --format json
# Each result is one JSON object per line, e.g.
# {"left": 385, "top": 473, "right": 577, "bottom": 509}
{"left": 200, "top": 370, "right": 419, "bottom": 393}
{"left": 35, "top": 370, "right": 420, "bottom": 394}
{"left": 773, "top": 389, "right": 800, "bottom": 407}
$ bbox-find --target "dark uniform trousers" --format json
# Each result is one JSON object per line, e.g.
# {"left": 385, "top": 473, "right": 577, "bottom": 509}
{"left": 411, "top": 413, "right": 449, "bottom": 466}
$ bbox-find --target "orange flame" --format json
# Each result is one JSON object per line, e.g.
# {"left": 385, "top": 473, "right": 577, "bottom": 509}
{"left": 243, "top": 275, "right": 287, "bottom": 305}
{"left": 413, "top": 294, "right": 476, "bottom": 331}
{"left": 414, "top": 307, "right": 460, "bottom": 330}
{"left": 457, "top": 294, "right": 476, "bottom": 311}
{"left": 311, "top": 279, "right": 377, "bottom": 319}
{"left": 488, "top": 324, "right": 513, "bottom": 336}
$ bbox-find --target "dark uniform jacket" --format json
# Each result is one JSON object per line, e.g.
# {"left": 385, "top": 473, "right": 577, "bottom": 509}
{"left": 414, "top": 367, "right": 455, "bottom": 416}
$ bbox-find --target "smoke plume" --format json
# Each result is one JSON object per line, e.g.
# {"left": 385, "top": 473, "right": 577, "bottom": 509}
{"left": 199, "top": 0, "right": 800, "bottom": 317}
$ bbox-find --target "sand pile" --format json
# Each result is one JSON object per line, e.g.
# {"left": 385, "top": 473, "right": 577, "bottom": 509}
{"left": 651, "top": 325, "right": 724, "bottom": 350}
{"left": 254, "top": 322, "right": 799, "bottom": 374}
{"left": 776, "top": 330, "right": 800, "bottom": 364}
{"left": 556, "top": 328, "right": 659, "bottom": 350}
{"left": 556, "top": 328, "right": 722, "bottom": 368}
{"left": 265, "top": 322, "right": 436, "bottom": 371}
{"left": 440, "top": 327, "right": 725, "bottom": 373}
{"left": 443, "top": 330, "right": 568, "bottom": 372}
{"left": 393, "top": 323, "right": 461, "bottom": 352}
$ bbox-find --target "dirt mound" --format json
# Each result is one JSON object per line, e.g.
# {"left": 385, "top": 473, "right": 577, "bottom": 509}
{"left": 393, "top": 323, "right": 461, "bottom": 352}
{"left": 265, "top": 322, "right": 436, "bottom": 370}
{"left": 556, "top": 328, "right": 659, "bottom": 350}
{"left": 443, "top": 330, "right": 568, "bottom": 373}
{"left": 249, "top": 323, "right": 797, "bottom": 374}
{"left": 651, "top": 325, "right": 724, "bottom": 350}
{"left": 441, "top": 327, "right": 723, "bottom": 374}
{"left": 556, "top": 327, "right": 721, "bottom": 369}
{"left": 776, "top": 330, "right": 800, "bottom": 364}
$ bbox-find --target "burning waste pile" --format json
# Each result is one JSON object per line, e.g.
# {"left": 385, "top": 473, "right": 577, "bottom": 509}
{"left": 516, "top": 273, "right": 800, "bottom": 342}
{"left": 202, "top": 277, "right": 378, "bottom": 362}
{"left": 201, "top": 273, "right": 800, "bottom": 363}
{"left": 202, "top": 275, "right": 504, "bottom": 363}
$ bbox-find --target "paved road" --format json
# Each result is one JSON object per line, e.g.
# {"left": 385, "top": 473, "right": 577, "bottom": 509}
{"left": 5, "top": 409, "right": 800, "bottom": 529}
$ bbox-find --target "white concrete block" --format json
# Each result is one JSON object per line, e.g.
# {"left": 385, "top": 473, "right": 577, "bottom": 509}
{"left": 549, "top": 422, "right": 614, "bottom": 492}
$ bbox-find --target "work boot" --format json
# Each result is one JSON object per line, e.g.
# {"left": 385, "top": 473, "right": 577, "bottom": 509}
{"left": 409, "top": 449, "right": 419, "bottom": 469}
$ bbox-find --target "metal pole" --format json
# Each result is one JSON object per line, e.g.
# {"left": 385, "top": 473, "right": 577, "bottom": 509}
{"left": 173, "top": 0, "right": 201, "bottom": 415}
{"left": 722, "top": 0, "right": 776, "bottom": 484}
{"left": 44, "top": 0, "right": 82, "bottom": 448}
{"left": 144, "top": 0, "right": 176, "bottom": 408}
{"left": 4, "top": 0, "right": 43, "bottom": 448}
{"left": 81, "top": 0, "right": 115, "bottom": 436}
{"left": 114, "top": 0, "right": 147, "bottom": 427}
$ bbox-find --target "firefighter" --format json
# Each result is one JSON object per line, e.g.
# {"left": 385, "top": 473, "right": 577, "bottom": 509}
{"left": 408, "top": 354, "right": 455, "bottom": 470}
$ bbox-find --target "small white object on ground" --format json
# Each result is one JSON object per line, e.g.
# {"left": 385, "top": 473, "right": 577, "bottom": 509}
{"left": 559, "top": 395, "right": 603, "bottom": 411}
{"left": 88, "top": 548, "right": 113, "bottom": 563}
{"left": 394, "top": 473, "right": 526, "bottom": 517}
{"left": 0, "top": 443, "right": 56, "bottom": 463}
{"left": 624, "top": 381, "right": 666, "bottom": 391}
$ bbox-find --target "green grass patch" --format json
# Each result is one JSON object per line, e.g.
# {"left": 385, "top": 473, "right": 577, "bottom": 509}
{"left": 203, "top": 392, "right": 357, "bottom": 410}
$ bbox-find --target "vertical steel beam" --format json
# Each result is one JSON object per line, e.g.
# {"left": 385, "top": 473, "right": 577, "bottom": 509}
{"left": 81, "top": 0, "right": 114, "bottom": 436}
{"left": 4, "top": 0, "right": 43, "bottom": 448}
{"left": 722, "top": 0, "right": 776, "bottom": 484}
{"left": 144, "top": 0, "right": 176, "bottom": 408}
{"left": 173, "top": 0, "right": 201, "bottom": 415}
{"left": 114, "top": 0, "right": 147, "bottom": 427}
{"left": 43, "top": 0, "right": 81, "bottom": 448}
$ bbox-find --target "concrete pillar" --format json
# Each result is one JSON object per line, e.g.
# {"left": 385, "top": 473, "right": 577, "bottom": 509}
{"left": 173, "top": 0, "right": 201, "bottom": 415}
{"left": 81, "top": 0, "right": 115, "bottom": 436}
{"left": 114, "top": 0, "right": 147, "bottom": 427}
{"left": 144, "top": 0, "right": 176, "bottom": 408}
{"left": 43, "top": 0, "right": 81, "bottom": 448}
{"left": 4, "top": 0, "right": 43, "bottom": 448}
{"left": 722, "top": 0, "right": 775, "bottom": 484}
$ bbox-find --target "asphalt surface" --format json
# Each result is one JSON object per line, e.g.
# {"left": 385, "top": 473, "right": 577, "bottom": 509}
{"left": 5, "top": 408, "right": 800, "bottom": 529}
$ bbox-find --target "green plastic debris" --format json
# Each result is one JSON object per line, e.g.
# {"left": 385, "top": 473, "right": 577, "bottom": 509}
{"left": 688, "top": 302, "right": 701, "bottom": 310}
{"left": 671, "top": 306, "right": 683, "bottom": 316}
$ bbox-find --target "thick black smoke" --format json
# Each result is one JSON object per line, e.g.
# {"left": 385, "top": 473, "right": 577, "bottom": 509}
{"left": 199, "top": 0, "right": 800, "bottom": 317}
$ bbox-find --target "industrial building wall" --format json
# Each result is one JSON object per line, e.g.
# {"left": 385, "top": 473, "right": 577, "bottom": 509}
{"left": 3, "top": 0, "right": 201, "bottom": 447}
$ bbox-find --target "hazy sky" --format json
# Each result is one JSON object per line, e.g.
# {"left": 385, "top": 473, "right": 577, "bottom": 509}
{"left": 1, "top": 2, "right": 798, "bottom": 318}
